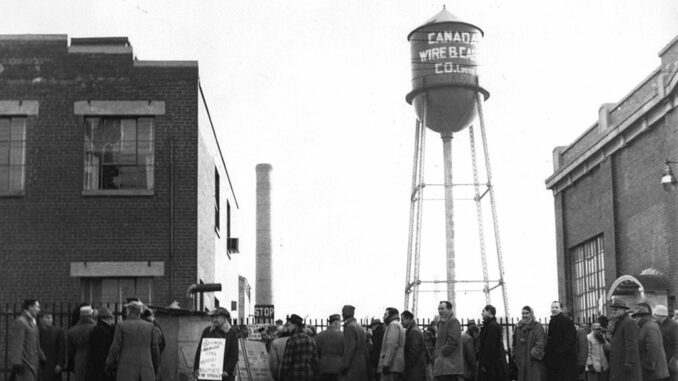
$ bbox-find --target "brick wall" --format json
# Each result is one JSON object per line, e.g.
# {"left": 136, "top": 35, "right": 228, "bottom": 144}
{"left": 0, "top": 36, "right": 201, "bottom": 306}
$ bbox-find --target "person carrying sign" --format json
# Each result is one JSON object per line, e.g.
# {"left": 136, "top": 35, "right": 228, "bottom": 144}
{"left": 193, "top": 307, "right": 239, "bottom": 381}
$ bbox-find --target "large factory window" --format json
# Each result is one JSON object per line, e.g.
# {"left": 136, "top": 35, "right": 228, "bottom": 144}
{"left": 83, "top": 117, "right": 154, "bottom": 192}
{"left": 0, "top": 117, "right": 26, "bottom": 194}
{"left": 81, "top": 277, "right": 153, "bottom": 305}
{"left": 570, "top": 235, "right": 605, "bottom": 321}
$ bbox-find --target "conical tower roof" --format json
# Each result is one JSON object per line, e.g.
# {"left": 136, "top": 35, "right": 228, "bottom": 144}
{"left": 408, "top": 7, "right": 483, "bottom": 40}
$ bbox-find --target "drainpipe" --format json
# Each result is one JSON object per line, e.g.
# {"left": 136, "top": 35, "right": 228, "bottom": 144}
{"left": 169, "top": 136, "right": 175, "bottom": 304}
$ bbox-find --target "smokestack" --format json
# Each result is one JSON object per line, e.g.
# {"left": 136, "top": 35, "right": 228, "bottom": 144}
{"left": 255, "top": 164, "right": 273, "bottom": 310}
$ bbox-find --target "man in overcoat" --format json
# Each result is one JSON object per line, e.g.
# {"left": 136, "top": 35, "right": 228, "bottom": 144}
{"left": 367, "top": 318, "right": 385, "bottom": 381}
{"left": 477, "top": 305, "right": 507, "bottom": 381}
{"left": 544, "top": 301, "right": 576, "bottom": 381}
{"left": 340, "top": 305, "right": 368, "bottom": 381}
{"left": 433, "top": 301, "right": 463, "bottom": 381}
{"left": 608, "top": 299, "right": 641, "bottom": 381}
{"left": 106, "top": 301, "right": 160, "bottom": 381}
{"left": 401, "top": 310, "right": 426, "bottom": 381}
{"left": 9, "top": 299, "right": 45, "bottom": 381}
{"left": 655, "top": 304, "right": 678, "bottom": 381}
{"left": 67, "top": 305, "right": 97, "bottom": 381}
{"left": 280, "top": 313, "right": 318, "bottom": 381}
{"left": 86, "top": 306, "right": 115, "bottom": 381}
{"left": 378, "top": 307, "right": 405, "bottom": 381}
{"left": 317, "top": 314, "right": 344, "bottom": 381}
{"left": 38, "top": 309, "right": 66, "bottom": 381}
{"left": 633, "top": 302, "right": 668, "bottom": 381}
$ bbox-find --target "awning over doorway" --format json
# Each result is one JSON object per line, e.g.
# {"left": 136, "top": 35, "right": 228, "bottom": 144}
{"left": 607, "top": 273, "right": 670, "bottom": 300}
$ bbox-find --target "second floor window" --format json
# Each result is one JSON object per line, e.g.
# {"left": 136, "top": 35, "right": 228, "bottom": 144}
{"left": 0, "top": 117, "right": 26, "bottom": 194}
{"left": 83, "top": 117, "right": 154, "bottom": 191}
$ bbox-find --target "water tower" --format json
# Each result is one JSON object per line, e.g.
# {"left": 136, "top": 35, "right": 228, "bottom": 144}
{"left": 403, "top": 7, "right": 509, "bottom": 316}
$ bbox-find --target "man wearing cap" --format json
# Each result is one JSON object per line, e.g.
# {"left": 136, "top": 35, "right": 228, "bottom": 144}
{"left": 38, "top": 308, "right": 66, "bottom": 381}
{"left": 193, "top": 307, "right": 239, "bottom": 381}
{"left": 86, "top": 306, "right": 115, "bottom": 381}
{"left": 634, "top": 302, "right": 668, "bottom": 381}
{"left": 340, "top": 305, "right": 368, "bottom": 381}
{"left": 280, "top": 314, "right": 318, "bottom": 381}
{"left": 433, "top": 301, "right": 463, "bottom": 381}
{"left": 608, "top": 299, "right": 641, "bottom": 381}
{"left": 367, "top": 317, "right": 384, "bottom": 381}
{"left": 68, "top": 305, "right": 97, "bottom": 381}
{"left": 401, "top": 310, "right": 426, "bottom": 381}
{"left": 106, "top": 301, "right": 160, "bottom": 381}
{"left": 544, "top": 301, "right": 576, "bottom": 381}
{"left": 9, "top": 299, "right": 45, "bottom": 381}
{"left": 655, "top": 304, "right": 678, "bottom": 381}
{"left": 317, "top": 314, "right": 344, "bottom": 381}
{"left": 585, "top": 322, "right": 609, "bottom": 381}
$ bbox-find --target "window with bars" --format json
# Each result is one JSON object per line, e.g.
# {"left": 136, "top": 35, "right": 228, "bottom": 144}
{"left": 0, "top": 117, "right": 26, "bottom": 194}
{"left": 570, "top": 235, "right": 605, "bottom": 321}
{"left": 83, "top": 117, "right": 154, "bottom": 191}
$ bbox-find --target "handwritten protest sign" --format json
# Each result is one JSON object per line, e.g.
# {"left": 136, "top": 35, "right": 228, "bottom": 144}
{"left": 198, "top": 338, "right": 226, "bottom": 380}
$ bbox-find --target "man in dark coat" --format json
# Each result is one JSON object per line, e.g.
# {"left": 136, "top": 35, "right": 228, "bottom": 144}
{"left": 38, "top": 309, "right": 66, "bottom": 381}
{"left": 478, "top": 304, "right": 507, "bottom": 381}
{"left": 193, "top": 307, "right": 239, "bottom": 381}
{"left": 107, "top": 301, "right": 160, "bottom": 381}
{"left": 317, "top": 314, "right": 344, "bottom": 381}
{"left": 85, "top": 306, "right": 115, "bottom": 381}
{"left": 608, "top": 299, "right": 641, "bottom": 381}
{"left": 280, "top": 313, "right": 318, "bottom": 381}
{"left": 655, "top": 304, "right": 678, "bottom": 381}
{"left": 368, "top": 318, "right": 385, "bottom": 381}
{"left": 634, "top": 302, "right": 668, "bottom": 381}
{"left": 340, "top": 305, "right": 368, "bottom": 381}
{"left": 401, "top": 310, "right": 426, "bottom": 381}
{"left": 462, "top": 325, "right": 479, "bottom": 381}
{"left": 544, "top": 301, "right": 576, "bottom": 381}
{"left": 9, "top": 299, "right": 45, "bottom": 381}
{"left": 68, "top": 306, "right": 97, "bottom": 381}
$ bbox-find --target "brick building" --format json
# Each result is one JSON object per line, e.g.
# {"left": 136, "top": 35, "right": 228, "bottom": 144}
{"left": 0, "top": 35, "right": 247, "bottom": 313}
{"left": 545, "top": 34, "right": 678, "bottom": 320}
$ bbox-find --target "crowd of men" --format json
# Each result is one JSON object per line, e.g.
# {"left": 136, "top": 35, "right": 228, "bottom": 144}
{"left": 7, "top": 298, "right": 167, "bottom": 381}
{"left": 9, "top": 297, "right": 678, "bottom": 381}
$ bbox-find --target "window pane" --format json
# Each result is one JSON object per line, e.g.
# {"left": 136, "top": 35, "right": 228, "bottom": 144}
{"left": 119, "top": 278, "right": 136, "bottom": 301}
{"left": 0, "top": 143, "right": 8, "bottom": 165}
{"left": 136, "top": 278, "right": 152, "bottom": 304}
{"left": 102, "top": 147, "right": 121, "bottom": 164}
{"left": 0, "top": 167, "right": 8, "bottom": 192}
{"left": 101, "top": 278, "right": 120, "bottom": 305}
{"left": 9, "top": 166, "right": 23, "bottom": 190}
{"left": 119, "top": 166, "right": 144, "bottom": 189}
{"left": 138, "top": 141, "right": 153, "bottom": 165}
{"left": 10, "top": 142, "right": 24, "bottom": 165}
{"left": 120, "top": 141, "right": 136, "bottom": 164}
{"left": 146, "top": 165, "right": 154, "bottom": 190}
{"left": 10, "top": 118, "right": 25, "bottom": 140}
{"left": 0, "top": 119, "right": 9, "bottom": 141}
{"left": 138, "top": 118, "right": 153, "bottom": 141}
{"left": 121, "top": 119, "right": 137, "bottom": 141}
{"left": 101, "top": 165, "right": 121, "bottom": 189}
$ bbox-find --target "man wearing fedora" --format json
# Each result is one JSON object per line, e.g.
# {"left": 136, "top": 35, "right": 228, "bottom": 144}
{"left": 367, "top": 317, "right": 385, "bottom": 381}
{"left": 340, "top": 305, "right": 368, "bottom": 381}
{"left": 280, "top": 314, "right": 318, "bottom": 381}
{"left": 317, "top": 314, "right": 344, "bottom": 381}
{"left": 106, "top": 301, "right": 160, "bottom": 381}
{"left": 68, "top": 305, "right": 97, "bottom": 381}
{"left": 608, "top": 299, "right": 641, "bottom": 381}
{"left": 633, "top": 302, "right": 668, "bottom": 381}
{"left": 193, "top": 307, "right": 239, "bottom": 381}
{"left": 655, "top": 304, "right": 678, "bottom": 381}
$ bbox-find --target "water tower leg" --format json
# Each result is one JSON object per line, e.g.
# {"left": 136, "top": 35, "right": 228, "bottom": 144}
{"left": 441, "top": 130, "right": 455, "bottom": 306}
{"left": 405, "top": 119, "right": 422, "bottom": 311}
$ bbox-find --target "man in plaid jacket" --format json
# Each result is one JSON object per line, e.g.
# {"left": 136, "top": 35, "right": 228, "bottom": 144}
{"left": 280, "top": 314, "right": 318, "bottom": 381}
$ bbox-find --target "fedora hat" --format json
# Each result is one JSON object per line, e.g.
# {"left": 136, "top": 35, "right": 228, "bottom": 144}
{"left": 632, "top": 302, "right": 652, "bottom": 317}
{"left": 609, "top": 299, "right": 629, "bottom": 310}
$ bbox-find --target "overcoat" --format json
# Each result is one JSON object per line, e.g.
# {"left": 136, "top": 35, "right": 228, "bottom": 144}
{"left": 462, "top": 332, "right": 477, "bottom": 381}
{"left": 341, "top": 317, "right": 368, "bottom": 381}
{"left": 609, "top": 313, "right": 641, "bottom": 381}
{"left": 512, "top": 318, "right": 546, "bottom": 381}
{"left": 659, "top": 317, "right": 678, "bottom": 374}
{"left": 433, "top": 313, "right": 463, "bottom": 377}
{"left": 478, "top": 317, "right": 508, "bottom": 381}
{"left": 9, "top": 312, "right": 44, "bottom": 381}
{"left": 638, "top": 316, "right": 669, "bottom": 381}
{"left": 39, "top": 324, "right": 66, "bottom": 381}
{"left": 280, "top": 330, "right": 318, "bottom": 381}
{"left": 85, "top": 319, "right": 115, "bottom": 381}
{"left": 67, "top": 317, "right": 96, "bottom": 381}
{"left": 378, "top": 318, "right": 406, "bottom": 374}
{"left": 269, "top": 335, "right": 290, "bottom": 380}
{"left": 403, "top": 322, "right": 426, "bottom": 381}
{"left": 544, "top": 313, "right": 576, "bottom": 381}
{"left": 586, "top": 332, "right": 609, "bottom": 373}
{"left": 317, "top": 326, "right": 344, "bottom": 375}
{"left": 106, "top": 316, "right": 160, "bottom": 381}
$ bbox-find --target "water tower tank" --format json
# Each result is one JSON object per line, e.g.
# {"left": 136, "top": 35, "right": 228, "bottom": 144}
{"left": 406, "top": 8, "right": 489, "bottom": 133}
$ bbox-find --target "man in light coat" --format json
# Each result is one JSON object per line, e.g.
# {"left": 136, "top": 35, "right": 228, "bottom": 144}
{"left": 378, "top": 307, "right": 405, "bottom": 381}
{"left": 9, "top": 299, "right": 45, "bottom": 381}
{"left": 317, "top": 314, "right": 344, "bottom": 381}
{"left": 106, "top": 301, "right": 160, "bottom": 381}
{"left": 633, "top": 302, "right": 669, "bottom": 381}
{"left": 586, "top": 323, "right": 609, "bottom": 381}
{"left": 269, "top": 323, "right": 292, "bottom": 380}
{"left": 655, "top": 305, "right": 678, "bottom": 381}
{"left": 608, "top": 299, "right": 641, "bottom": 381}
{"left": 67, "top": 305, "right": 97, "bottom": 381}
{"left": 433, "top": 301, "right": 463, "bottom": 381}
{"left": 340, "top": 305, "right": 368, "bottom": 381}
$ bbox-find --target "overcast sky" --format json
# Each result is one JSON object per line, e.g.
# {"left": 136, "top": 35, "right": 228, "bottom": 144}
{"left": 6, "top": 0, "right": 678, "bottom": 320}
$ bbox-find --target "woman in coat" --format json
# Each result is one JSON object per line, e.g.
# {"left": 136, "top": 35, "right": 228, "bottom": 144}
{"left": 512, "top": 306, "right": 546, "bottom": 381}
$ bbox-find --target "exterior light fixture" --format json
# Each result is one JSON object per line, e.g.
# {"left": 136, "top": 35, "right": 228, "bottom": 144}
{"left": 662, "top": 160, "right": 678, "bottom": 192}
